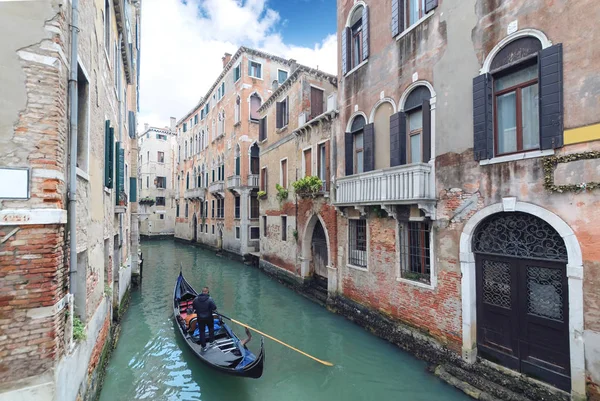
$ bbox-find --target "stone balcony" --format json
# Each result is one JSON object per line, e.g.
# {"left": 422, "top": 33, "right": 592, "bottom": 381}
{"left": 184, "top": 188, "right": 206, "bottom": 200}
{"left": 247, "top": 174, "right": 259, "bottom": 188}
{"left": 209, "top": 181, "right": 224, "bottom": 195}
{"left": 334, "top": 163, "right": 435, "bottom": 209}
{"left": 226, "top": 175, "right": 241, "bottom": 189}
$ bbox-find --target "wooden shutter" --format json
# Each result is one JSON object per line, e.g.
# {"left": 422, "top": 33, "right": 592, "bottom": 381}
{"left": 362, "top": 6, "right": 369, "bottom": 60}
{"left": 341, "top": 27, "right": 349, "bottom": 75}
{"left": 304, "top": 149, "right": 312, "bottom": 176}
{"left": 128, "top": 111, "right": 136, "bottom": 138}
{"left": 115, "top": 142, "right": 124, "bottom": 205}
{"left": 129, "top": 177, "right": 137, "bottom": 202}
{"left": 422, "top": 99, "right": 431, "bottom": 162}
{"left": 259, "top": 116, "right": 266, "bottom": 141}
{"left": 345, "top": 132, "right": 354, "bottom": 176}
{"left": 281, "top": 160, "right": 287, "bottom": 187}
{"left": 324, "top": 141, "right": 331, "bottom": 191}
{"left": 363, "top": 123, "right": 375, "bottom": 172}
{"left": 472, "top": 73, "right": 493, "bottom": 160}
{"left": 425, "top": 0, "right": 438, "bottom": 13}
{"left": 539, "top": 44, "right": 563, "bottom": 150}
{"left": 310, "top": 87, "right": 324, "bottom": 118}
{"left": 392, "top": 0, "right": 400, "bottom": 37}
{"left": 276, "top": 102, "right": 282, "bottom": 129}
{"left": 390, "top": 112, "right": 407, "bottom": 166}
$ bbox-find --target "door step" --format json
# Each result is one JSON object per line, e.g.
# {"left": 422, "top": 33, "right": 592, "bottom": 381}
{"left": 435, "top": 364, "right": 569, "bottom": 401}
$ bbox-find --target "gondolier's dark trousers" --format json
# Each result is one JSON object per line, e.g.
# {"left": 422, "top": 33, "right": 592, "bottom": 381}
{"left": 198, "top": 317, "right": 214, "bottom": 347}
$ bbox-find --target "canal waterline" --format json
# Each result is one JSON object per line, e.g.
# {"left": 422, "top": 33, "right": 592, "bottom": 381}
{"left": 99, "top": 239, "right": 471, "bottom": 401}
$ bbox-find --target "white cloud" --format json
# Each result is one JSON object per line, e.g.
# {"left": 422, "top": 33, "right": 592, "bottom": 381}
{"left": 139, "top": 0, "right": 337, "bottom": 130}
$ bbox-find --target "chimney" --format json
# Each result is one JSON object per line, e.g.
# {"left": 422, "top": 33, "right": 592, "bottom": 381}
{"left": 144, "top": 123, "right": 149, "bottom": 132}
{"left": 272, "top": 80, "right": 279, "bottom": 91}
{"left": 170, "top": 117, "right": 176, "bottom": 131}
{"left": 222, "top": 52, "right": 232, "bottom": 68}
{"left": 289, "top": 58, "right": 298, "bottom": 73}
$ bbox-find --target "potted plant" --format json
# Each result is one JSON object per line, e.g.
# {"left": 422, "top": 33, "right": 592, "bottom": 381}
{"left": 139, "top": 196, "right": 155, "bottom": 206}
{"left": 292, "top": 176, "right": 323, "bottom": 198}
{"left": 275, "top": 184, "right": 288, "bottom": 201}
{"left": 257, "top": 190, "right": 267, "bottom": 199}
{"left": 118, "top": 191, "right": 128, "bottom": 206}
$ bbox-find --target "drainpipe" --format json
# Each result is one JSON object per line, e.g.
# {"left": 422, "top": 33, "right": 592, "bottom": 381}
{"left": 68, "top": 0, "right": 80, "bottom": 300}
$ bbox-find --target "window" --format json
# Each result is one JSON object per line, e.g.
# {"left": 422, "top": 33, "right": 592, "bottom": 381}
{"left": 212, "top": 225, "right": 215, "bottom": 234}
{"left": 310, "top": 87, "right": 324, "bottom": 119}
{"left": 249, "top": 61, "right": 262, "bottom": 79}
{"left": 185, "top": 202, "right": 188, "bottom": 217}
{"left": 194, "top": 114, "right": 198, "bottom": 124}
{"left": 186, "top": 172, "right": 190, "bottom": 189}
{"left": 303, "top": 148, "right": 312, "bottom": 177}
{"left": 159, "top": 214, "right": 165, "bottom": 220}
{"left": 204, "top": 201, "right": 208, "bottom": 218}
{"left": 250, "top": 144, "right": 260, "bottom": 174}
{"left": 156, "top": 134, "right": 167, "bottom": 140}
{"left": 146, "top": 176, "right": 149, "bottom": 188}
{"left": 250, "top": 227, "right": 260, "bottom": 240}
{"left": 250, "top": 195, "right": 259, "bottom": 219}
{"left": 354, "top": 131, "right": 364, "bottom": 174}
{"left": 183, "top": 123, "right": 187, "bottom": 133}
{"left": 217, "top": 82, "right": 225, "bottom": 101}
{"left": 200, "top": 223, "right": 204, "bottom": 233}
{"left": 234, "top": 196, "right": 240, "bottom": 219}
{"left": 211, "top": 200, "right": 215, "bottom": 218}
{"left": 262, "top": 216, "right": 267, "bottom": 237}
{"left": 234, "top": 145, "right": 241, "bottom": 176}
{"left": 260, "top": 167, "right": 268, "bottom": 192}
{"left": 157, "top": 151, "right": 164, "bottom": 163}
{"left": 235, "top": 96, "right": 241, "bottom": 124}
{"left": 104, "top": 0, "right": 110, "bottom": 55}
{"left": 235, "top": 226, "right": 240, "bottom": 239}
{"left": 494, "top": 64, "right": 539, "bottom": 155}
{"left": 233, "top": 63, "right": 241, "bottom": 82}
{"left": 277, "top": 69, "right": 288, "bottom": 84}
{"left": 348, "top": 219, "right": 367, "bottom": 268}
{"left": 250, "top": 94, "right": 262, "bottom": 121}
{"left": 218, "top": 111, "right": 225, "bottom": 137}
{"left": 399, "top": 221, "right": 431, "bottom": 284}
{"left": 350, "top": 7, "right": 364, "bottom": 69}
{"left": 217, "top": 198, "right": 224, "bottom": 219}
{"left": 280, "top": 159, "right": 287, "bottom": 187}
{"left": 407, "top": 109, "right": 423, "bottom": 163}
{"left": 281, "top": 216, "right": 287, "bottom": 241}
{"left": 184, "top": 141, "right": 188, "bottom": 159}
{"left": 156, "top": 176, "right": 166, "bottom": 189}
{"left": 156, "top": 196, "right": 166, "bottom": 206}
{"left": 276, "top": 97, "right": 289, "bottom": 128}
{"left": 317, "top": 141, "right": 329, "bottom": 191}
{"left": 77, "top": 65, "right": 89, "bottom": 172}
{"left": 347, "top": 115, "right": 366, "bottom": 175}
{"left": 407, "top": 0, "right": 424, "bottom": 27}
{"left": 176, "top": 203, "right": 179, "bottom": 217}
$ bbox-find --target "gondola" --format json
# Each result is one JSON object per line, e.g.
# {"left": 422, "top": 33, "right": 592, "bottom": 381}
{"left": 173, "top": 272, "right": 265, "bottom": 379}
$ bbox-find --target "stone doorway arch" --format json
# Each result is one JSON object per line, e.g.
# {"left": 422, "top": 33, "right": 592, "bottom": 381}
{"left": 460, "top": 198, "right": 584, "bottom": 398}
{"left": 301, "top": 214, "right": 332, "bottom": 283}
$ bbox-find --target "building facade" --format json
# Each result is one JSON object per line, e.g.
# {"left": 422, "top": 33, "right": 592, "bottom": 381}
{"left": 333, "top": 0, "right": 600, "bottom": 399}
{"left": 0, "top": 0, "right": 141, "bottom": 400}
{"left": 138, "top": 122, "right": 177, "bottom": 237}
{"left": 174, "top": 48, "right": 299, "bottom": 257}
{"left": 257, "top": 67, "right": 339, "bottom": 296}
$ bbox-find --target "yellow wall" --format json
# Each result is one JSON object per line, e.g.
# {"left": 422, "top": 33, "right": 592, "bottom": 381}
{"left": 564, "top": 123, "right": 600, "bottom": 145}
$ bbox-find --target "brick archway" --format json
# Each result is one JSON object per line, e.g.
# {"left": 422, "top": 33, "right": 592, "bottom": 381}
{"left": 300, "top": 213, "right": 332, "bottom": 278}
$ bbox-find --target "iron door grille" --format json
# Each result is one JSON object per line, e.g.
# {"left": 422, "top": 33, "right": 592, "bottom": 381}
{"left": 349, "top": 219, "right": 367, "bottom": 267}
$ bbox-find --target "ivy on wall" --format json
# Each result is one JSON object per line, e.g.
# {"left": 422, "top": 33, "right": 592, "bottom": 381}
{"left": 543, "top": 150, "right": 600, "bottom": 193}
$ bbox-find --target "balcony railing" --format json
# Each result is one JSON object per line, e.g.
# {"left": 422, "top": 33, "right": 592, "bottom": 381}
{"left": 226, "top": 175, "right": 241, "bottom": 189}
{"left": 334, "top": 163, "right": 434, "bottom": 205}
{"left": 184, "top": 188, "right": 206, "bottom": 200}
{"left": 247, "top": 174, "right": 259, "bottom": 188}
{"left": 209, "top": 181, "right": 224, "bottom": 194}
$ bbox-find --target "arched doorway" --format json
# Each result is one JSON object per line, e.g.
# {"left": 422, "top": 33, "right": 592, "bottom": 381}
{"left": 311, "top": 220, "right": 328, "bottom": 282}
{"left": 192, "top": 214, "right": 197, "bottom": 242}
{"left": 473, "top": 211, "right": 570, "bottom": 391}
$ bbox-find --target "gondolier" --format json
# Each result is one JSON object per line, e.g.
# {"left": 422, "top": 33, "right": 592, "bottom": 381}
{"left": 193, "top": 286, "right": 218, "bottom": 352}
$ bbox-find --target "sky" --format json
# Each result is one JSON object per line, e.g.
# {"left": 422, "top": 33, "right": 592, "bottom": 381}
{"left": 139, "top": 0, "right": 338, "bottom": 130}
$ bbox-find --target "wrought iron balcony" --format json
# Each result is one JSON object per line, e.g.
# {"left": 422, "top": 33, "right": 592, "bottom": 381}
{"left": 184, "top": 188, "right": 206, "bottom": 200}
{"left": 334, "top": 163, "right": 434, "bottom": 206}
{"left": 226, "top": 175, "right": 241, "bottom": 189}
{"left": 209, "top": 181, "right": 224, "bottom": 194}
{"left": 247, "top": 174, "right": 259, "bottom": 188}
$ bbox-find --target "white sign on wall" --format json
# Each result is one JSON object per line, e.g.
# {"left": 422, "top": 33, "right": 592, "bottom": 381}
{"left": 0, "top": 168, "right": 30, "bottom": 199}
{"left": 507, "top": 20, "right": 518, "bottom": 35}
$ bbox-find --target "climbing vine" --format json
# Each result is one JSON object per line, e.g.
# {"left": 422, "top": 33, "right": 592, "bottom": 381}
{"left": 543, "top": 151, "right": 600, "bottom": 193}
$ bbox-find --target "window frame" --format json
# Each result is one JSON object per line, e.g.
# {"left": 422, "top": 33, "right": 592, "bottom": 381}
{"left": 317, "top": 140, "right": 329, "bottom": 191}
{"left": 76, "top": 61, "right": 91, "bottom": 175}
{"left": 397, "top": 220, "right": 435, "bottom": 289}
{"left": 277, "top": 69, "right": 289, "bottom": 84}
{"left": 157, "top": 151, "right": 165, "bottom": 163}
{"left": 156, "top": 196, "right": 166, "bottom": 206}
{"left": 235, "top": 226, "right": 241, "bottom": 240}
{"left": 234, "top": 195, "right": 241, "bottom": 219}
{"left": 260, "top": 167, "right": 268, "bottom": 192}
{"left": 250, "top": 226, "right": 260, "bottom": 240}
{"left": 350, "top": 19, "right": 363, "bottom": 70}
{"left": 280, "top": 158, "right": 288, "bottom": 188}
{"left": 406, "top": 0, "right": 425, "bottom": 29}
{"left": 104, "top": 0, "right": 111, "bottom": 61}
{"left": 492, "top": 61, "right": 540, "bottom": 157}
{"left": 347, "top": 218, "right": 368, "bottom": 270}
{"left": 302, "top": 146, "right": 312, "bottom": 177}
{"left": 250, "top": 194, "right": 259, "bottom": 219}
{"left": 155, "top": 176, "right": 166, "bottom": 189}
{"left": 281, "top": 216, "right": 287, "bottom": 241}
{"left": 248, "top": 60, "right": 263, "bottom": 79}
{"left": 233, "top": 62, "right": 242, "bottom": 83}
{"left": 354, "top": 131, "right": 364, "bottom": 174}
{"left": 406, "top": 107, "right": 424, "bottom": 164}
{"left": 262, "top": 216, "right": 267, "bottom": 237}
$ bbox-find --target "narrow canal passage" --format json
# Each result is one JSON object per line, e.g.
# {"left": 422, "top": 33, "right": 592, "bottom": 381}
{"left": 99, "top": 240, "right": 470, "bottom": 401}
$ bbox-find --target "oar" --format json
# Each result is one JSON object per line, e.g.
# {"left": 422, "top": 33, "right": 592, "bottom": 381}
{"left": 217, "top": 313, "right": 334, "bottom": 367}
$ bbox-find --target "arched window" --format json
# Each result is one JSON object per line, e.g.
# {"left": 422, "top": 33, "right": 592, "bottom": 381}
{"left": 235, "top": 96, "right": 241, "bottom": 124}
{"left": 342, "top": 4, "right": 368, "bottom": 74}
{"left": 373, "top": 101, "right": 394, "bottom": 170}
{"left": 250, "top": 93, "right": 261, "bottom": 121}
{"left": 250, "top": 143, "right": 260, "bottom": 175}
{"left": 234, "top": 144, "right": 241, "bottom": 176}
{"left": 347, "top": 115, "right": 366, "bottom": 174}
{"left": 200, "top": 164, "right": 205, "bottom": 187}
{"left": 402, "top": 86, "right": 432, "bottom": 164}
{"left": 186, "top": 172, "right": 190, "bottom": 189}
{"left": 184, "top": 141, "right": 188, "bottom": 159}
{"left": 193, "top": 167, "right": 197, "bottom": 188}
{"left": 196, "top": 134, "right": 199, "bottom": 153}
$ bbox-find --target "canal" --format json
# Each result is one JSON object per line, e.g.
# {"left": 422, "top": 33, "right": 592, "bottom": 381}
{"left": 99, "top": 239, "right": 470, "bottom": 401}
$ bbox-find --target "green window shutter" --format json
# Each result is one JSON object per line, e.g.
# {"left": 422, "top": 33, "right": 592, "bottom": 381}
{"left": 104, "top": 120, "right": 111, "bottom": 187}
{"left": 129, "top": 177, "right": 137, "bottom": 202}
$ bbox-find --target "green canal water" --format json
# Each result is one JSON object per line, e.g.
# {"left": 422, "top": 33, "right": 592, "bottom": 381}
{"left": 99, "top": 240, "right": 470, "bottom": 401}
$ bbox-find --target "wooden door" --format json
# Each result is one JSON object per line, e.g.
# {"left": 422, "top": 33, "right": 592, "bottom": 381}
{"left": 310, "top": 87, "right": 324, "bottom": 119}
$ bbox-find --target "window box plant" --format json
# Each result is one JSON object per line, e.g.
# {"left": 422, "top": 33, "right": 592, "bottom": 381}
{"left": 292, "top": 176, "right": 323, "bottom": 198}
